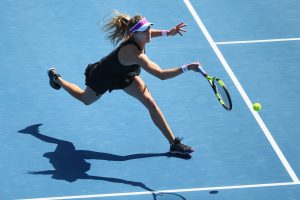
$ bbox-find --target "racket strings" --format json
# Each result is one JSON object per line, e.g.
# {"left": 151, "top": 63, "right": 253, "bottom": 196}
{"left": 213, "top": 79, "right": 232, "bottom": 110}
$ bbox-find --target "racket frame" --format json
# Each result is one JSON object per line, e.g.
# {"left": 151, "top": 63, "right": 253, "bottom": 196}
{"left": 198, "top": 66, "right": 232, "bottom": 111}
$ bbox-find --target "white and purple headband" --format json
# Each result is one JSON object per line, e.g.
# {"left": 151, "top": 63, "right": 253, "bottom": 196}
{"left": 129, "top": 18, "right": 153, "bottom": 33}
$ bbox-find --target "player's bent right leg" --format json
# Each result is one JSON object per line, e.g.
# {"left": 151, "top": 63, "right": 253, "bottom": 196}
{"left": 47, "top": 68, "right": 102, "bottom": 105}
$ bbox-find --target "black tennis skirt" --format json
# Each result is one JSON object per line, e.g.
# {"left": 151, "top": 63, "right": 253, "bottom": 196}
{"left": 84, "top": 63, "right": 140, "bottom": 96}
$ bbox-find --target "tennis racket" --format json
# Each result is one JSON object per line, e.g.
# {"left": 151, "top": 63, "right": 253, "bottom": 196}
{"left": 198, "top": 66, "right": 232, "bottom": 111}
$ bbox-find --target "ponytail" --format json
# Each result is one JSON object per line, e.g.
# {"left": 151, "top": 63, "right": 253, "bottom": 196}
{"left": 102, "top": 10, "right": 143, "bottom": 45}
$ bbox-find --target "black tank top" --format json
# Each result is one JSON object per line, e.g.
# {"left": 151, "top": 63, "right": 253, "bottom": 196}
{"left": 93, "top": 38, "right": 142, "bottom": 79}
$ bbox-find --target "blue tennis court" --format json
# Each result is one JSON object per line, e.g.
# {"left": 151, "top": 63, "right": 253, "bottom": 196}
{"left": 1, "top": 0, "right": 300, "bottom": 199}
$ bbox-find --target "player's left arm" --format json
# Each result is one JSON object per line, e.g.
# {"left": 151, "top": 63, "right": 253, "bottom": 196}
{"left": 151, "top": 22, "right": 187, "bottom": 37}
{"left": 134, "top": 52, "right": 200, "bottom": 80}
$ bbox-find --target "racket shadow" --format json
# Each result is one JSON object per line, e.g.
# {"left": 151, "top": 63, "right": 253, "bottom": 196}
{"left": 18, "top": 124, "right": 191, "bottom": 187}
{"left": 154, "top": 192, "right": 187, "bottom": 200}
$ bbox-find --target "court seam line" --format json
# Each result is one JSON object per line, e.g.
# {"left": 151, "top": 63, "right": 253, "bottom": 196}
{"left": 215, "top": 37, "right": 300, "bottom": 45}
{"left": 183, "top": 0, "right": 300, "bottom": 184}
{"left": 18, "top": 182, "right": 300, "bottom": 200}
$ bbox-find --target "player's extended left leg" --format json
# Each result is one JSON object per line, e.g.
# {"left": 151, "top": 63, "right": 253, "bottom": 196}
{"left": 123, "top": 76, "right": 175, "bottom": 144}
{"left": 123, "top": 76, "right": 194, "bottom": 154}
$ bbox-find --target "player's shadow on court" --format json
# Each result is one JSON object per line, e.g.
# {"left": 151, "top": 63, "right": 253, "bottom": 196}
{"left": 18, "top": 124, "right": 191, "bottom": 185}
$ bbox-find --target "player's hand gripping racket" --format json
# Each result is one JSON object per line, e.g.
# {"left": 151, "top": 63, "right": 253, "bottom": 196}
{"left": 198, "top": 66, "right": 232, "bottom": 111}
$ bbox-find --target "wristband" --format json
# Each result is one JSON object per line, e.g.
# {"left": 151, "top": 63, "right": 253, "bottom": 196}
{"left": 161, "top": 30, "right": 169, "bottom": 37}
{"left": 181, "top": 65, "right": 189, "bottom": 73}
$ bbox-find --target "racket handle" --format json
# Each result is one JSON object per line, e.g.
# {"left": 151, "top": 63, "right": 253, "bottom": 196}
{"left": 198, "top": 66, "right": 208, "bottom": 77}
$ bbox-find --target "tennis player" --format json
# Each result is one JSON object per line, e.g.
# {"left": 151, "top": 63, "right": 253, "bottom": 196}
{"left": 47, "top": 11, "right": 200, "bottom": 155}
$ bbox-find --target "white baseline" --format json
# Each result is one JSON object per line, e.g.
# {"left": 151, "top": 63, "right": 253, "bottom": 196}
{"left": 19, "top": 182, "right": 300, "bottom": 200}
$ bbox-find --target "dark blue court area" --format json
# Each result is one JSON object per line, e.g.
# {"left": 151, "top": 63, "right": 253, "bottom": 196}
{"left": 1, "top": 0, "right": 300, "bottom": 199}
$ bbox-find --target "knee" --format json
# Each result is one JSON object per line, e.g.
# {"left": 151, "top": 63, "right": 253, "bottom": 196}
{"left": 80, "top": 88, "right": 100, "bottom": 106}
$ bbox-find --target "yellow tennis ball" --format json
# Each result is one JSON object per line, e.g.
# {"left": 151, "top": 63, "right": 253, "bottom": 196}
{"left": 253, "top": 103, "right": 262, "bottom": 111}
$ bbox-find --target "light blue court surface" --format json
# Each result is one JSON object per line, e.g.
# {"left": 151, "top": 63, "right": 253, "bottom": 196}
{"left": 1, "top": 0, "right": 300, "bottom": 199}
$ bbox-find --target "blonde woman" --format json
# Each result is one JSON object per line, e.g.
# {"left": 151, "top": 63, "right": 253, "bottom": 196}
{"left": 48, "top": 11, "right": 200, "bottom": 155}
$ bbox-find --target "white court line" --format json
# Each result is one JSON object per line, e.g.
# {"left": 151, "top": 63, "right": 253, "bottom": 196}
{"left": 18, "top": 182, "right": 300, "bottom": 200}
{"left": 216, "top": 38, "right": 300, "bottom": 45}
{"left": 184, "top": 0, "right": 300, "bottom": 184}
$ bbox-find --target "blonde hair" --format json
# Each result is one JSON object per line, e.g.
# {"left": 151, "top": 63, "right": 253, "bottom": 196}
{"left": 102, "top": 10, "right": 144, "bottom": 45}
